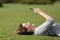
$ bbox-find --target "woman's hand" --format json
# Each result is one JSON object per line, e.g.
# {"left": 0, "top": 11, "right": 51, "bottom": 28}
{"left": 33, "top": 8, "right": 52, "bottom": 20}
{"left": 33, "top": 8, "right": 41, "bottom": 13}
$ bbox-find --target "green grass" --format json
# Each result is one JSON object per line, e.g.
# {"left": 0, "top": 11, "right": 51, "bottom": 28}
{"left": 0, "top": 2, "right": 60, "bottom": 40}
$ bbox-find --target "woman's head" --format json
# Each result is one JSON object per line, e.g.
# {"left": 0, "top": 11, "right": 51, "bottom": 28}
{"left": 16, "top": 22, "right": 35, "bottom": 35}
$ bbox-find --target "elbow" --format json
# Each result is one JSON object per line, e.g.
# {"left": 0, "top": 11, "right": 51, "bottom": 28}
{"left": 48, "top": 17, "right": 55, "bottom": 23}
{"left": 50, "top": 18, "right": 54, "bottom": 22}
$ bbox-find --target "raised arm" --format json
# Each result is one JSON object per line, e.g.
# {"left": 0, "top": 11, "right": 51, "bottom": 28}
{"left": 33, "top": 8, "right": 52, "bottom": 20}
{"left": 32, "top": 8, "right": 54, "bottom": 35}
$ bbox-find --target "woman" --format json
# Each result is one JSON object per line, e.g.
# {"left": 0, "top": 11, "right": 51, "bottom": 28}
{"left": 16, "top": 8, "right": 60, "bottom": 36}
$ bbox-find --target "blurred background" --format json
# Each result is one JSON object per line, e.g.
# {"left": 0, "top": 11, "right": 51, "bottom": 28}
{"left": 0, "top": 0, "right": 60, "bottom": 40}
{"left": 0, "top": 0, "right": 60, "bottom": 6}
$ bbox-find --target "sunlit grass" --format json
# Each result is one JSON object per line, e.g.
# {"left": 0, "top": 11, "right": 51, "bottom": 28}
{"left": 0, "top": 2, "right": 60, "bottom": 40}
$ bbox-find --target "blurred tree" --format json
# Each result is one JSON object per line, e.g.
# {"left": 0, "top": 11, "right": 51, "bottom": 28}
{"left": 7, "top": 0, "right": 15, "bottom": 3}
{"left": 0, "top": 0, "right": 3, "bottom": 7}
{"left": 1, "top": 0, "right": 7, "bottom": 3}
{"left": 19, "top": 0, "right": 56, "bottom": 4}
{"left": 19, "top": 0, "right": 34, "bottom": 4}
{"left": 0, "top": 0, "right": 57, "bottom": 4}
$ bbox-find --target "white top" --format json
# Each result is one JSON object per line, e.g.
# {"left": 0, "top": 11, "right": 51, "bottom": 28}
{"left": 34, "top": 18, "right": 60, "bottom": 36}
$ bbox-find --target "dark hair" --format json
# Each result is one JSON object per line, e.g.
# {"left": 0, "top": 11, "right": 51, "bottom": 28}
{"left": 18, "top": 24, "right": 34, "bottom": 35}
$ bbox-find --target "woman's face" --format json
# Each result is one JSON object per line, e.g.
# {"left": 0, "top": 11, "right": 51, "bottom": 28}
{"left": 22, "top": 22, "right": 35, "bottom": 32}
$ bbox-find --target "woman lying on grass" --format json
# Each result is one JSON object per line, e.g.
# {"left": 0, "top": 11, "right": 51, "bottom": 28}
{"left": 16, "top": 8, "right": 60, "bottom": 36}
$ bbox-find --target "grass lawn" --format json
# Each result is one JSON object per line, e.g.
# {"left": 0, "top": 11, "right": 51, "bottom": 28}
{"left": 0, "top": 1, "right": 60, "bottom": 40}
